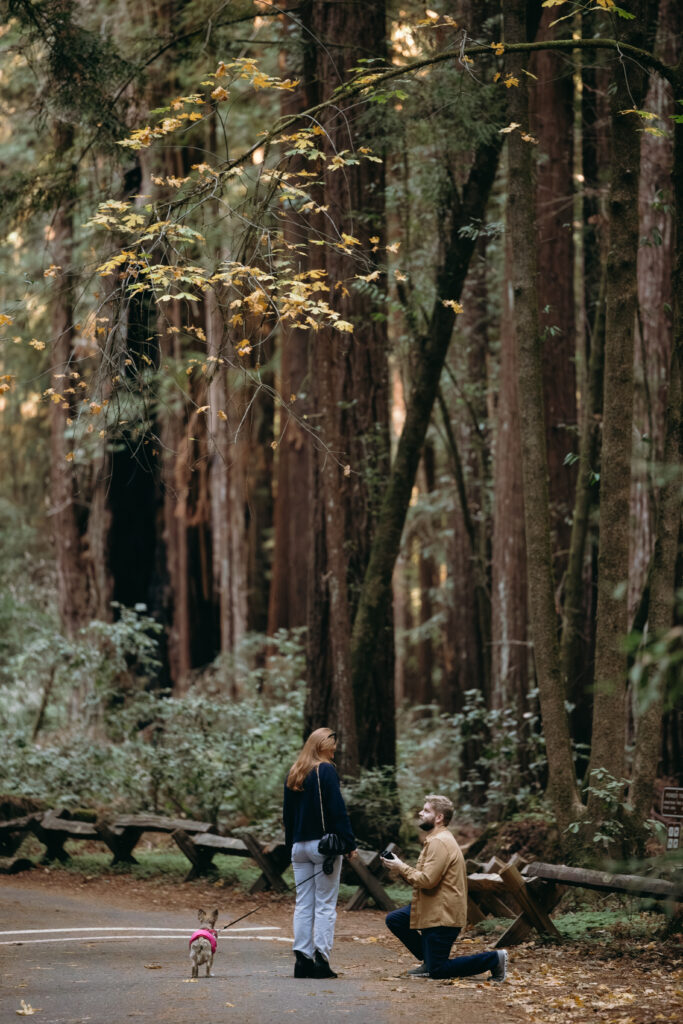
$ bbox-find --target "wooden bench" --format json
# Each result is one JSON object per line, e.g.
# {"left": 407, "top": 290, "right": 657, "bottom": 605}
{"left": 98, "top": 815, "right": 217, "bottom": 865}
{"left": 29, "top": 810, "right": 103, "bottom": 863}
{"left": 172, "top": 829, "right": 290, "bottom": 893}
{"left": 0, "top": 813, "right": 43, "bottom": 857}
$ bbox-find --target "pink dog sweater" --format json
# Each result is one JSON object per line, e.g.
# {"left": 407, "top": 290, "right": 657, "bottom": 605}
{"left": 189, "top": 929, "right": 217, "bottom": 953}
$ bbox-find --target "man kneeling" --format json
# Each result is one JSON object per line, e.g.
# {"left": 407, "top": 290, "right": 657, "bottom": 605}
{"left": 381, "top": 795, "right": 507, "bottom": 982}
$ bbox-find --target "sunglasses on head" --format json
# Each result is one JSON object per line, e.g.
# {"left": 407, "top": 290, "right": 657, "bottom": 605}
{"left": 328, "top": 732, "right": 337, "bottom": 740}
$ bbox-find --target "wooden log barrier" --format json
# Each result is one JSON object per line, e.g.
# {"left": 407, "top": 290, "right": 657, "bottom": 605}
{"left": 0, "top": 813, "right": 42, "bottom": 857}
{"left": 522, "top": 861, "right": 683, "bottom": 902}
{"left": 240, "top": 832, "right": 289, "bottom": 893}
{"left": 495, "top": 876, "right": 566, "bottom": 948}
{"left": 344, "top": 845, "right": 400, "bottom": 911}
{"left": 100, "top": 814, "right": 217, "bottom": 866}
{"left": 345, "top": 848, "right": 397, "bottom": 912}
{"left": 499, "top": 863, "right": 563, "bottom": 941}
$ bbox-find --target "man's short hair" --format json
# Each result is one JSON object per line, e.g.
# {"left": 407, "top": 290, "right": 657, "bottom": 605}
{"left": 425, "top": 794, "right": 454, "bottom": 826}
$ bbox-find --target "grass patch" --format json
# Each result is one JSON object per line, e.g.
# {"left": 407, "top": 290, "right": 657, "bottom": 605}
{"left": 554, "top": 909, "right": 663, "bottom": 942}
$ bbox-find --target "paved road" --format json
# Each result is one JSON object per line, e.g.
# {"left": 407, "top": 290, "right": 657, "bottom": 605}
{"left": 0, "top": 882, "right": 407, "bottom": 1024}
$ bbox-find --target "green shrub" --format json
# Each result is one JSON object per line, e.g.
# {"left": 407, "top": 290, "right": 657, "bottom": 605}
{"left": 1, "top": 626, "right": 307, "bottom": 830}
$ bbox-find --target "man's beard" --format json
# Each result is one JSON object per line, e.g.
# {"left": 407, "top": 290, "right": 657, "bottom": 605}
{"left": 419, "top": 818, "right": 435, "bottom": 832}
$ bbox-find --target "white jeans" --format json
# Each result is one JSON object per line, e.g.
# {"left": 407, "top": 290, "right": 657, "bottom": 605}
{"left": 291, "top": 839, "right": 342, "bottom": 962}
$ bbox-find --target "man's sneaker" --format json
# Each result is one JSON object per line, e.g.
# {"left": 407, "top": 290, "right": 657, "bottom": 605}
{"left": 491, "top": 949, "right": 508, "bottom": 983}
{"left": 406, "top": 963, "right": 429, "bottom": 977}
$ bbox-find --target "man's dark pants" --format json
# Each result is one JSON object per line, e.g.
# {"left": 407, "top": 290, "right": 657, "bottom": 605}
{"left": 386, "top": 904, "right": 499, "bottom": 979}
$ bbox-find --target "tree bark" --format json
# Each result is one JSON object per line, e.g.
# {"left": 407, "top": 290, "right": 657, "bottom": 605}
{"left": 49, "top": 126, "right": 94, "bottom": 637}
{"left": 530, "top": 9, "right": 578, "bottom": 586}
{"left": 303, "top": 0, "right": 390, "bottom": 772}
{"left": 587, "top": 2, "right": 657, "bottom": 804}
{"left": 629, "top": 0, "right": 683, "bottom": 820}
{"left": 504, "top": 0, "right": 583, "bottom": 831}
{"left": 491, "top": 231, "right": 529, "bottom": 719}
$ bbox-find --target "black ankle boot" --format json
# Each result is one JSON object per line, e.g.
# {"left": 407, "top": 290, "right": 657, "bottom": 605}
{"left": 294, "top": 951, "right": 316, "bottom": 978}
{"left": 314, "top": 950, "right": 338, "bottom": 978}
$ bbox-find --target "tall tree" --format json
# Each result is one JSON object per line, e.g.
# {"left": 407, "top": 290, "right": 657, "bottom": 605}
{"left": 302, "top": 0, "right": 391, "bottom": 773}
{"left": 587, "top": 0, "right": 659, "bottom": 810}
{"left": 502, "top": 0, "right": 584, "bottom": 831}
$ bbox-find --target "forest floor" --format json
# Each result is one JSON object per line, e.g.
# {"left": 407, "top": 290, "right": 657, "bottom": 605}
{"left": 1, "top": 864, "right": 681, "bottom": 1024}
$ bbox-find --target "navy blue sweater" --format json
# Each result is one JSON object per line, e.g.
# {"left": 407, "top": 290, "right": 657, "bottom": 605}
{"left": 283, "top": 761, "right": 356, "bottom": 854}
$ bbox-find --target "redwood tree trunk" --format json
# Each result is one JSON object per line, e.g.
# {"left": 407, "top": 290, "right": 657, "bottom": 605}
{"left": 491, "top": 232, "right": 529, "bottom": 719}
{"left": 530, "top": 10, "right": 578, "bottom": 587}
{"left": 504, "top": 0, "right": 583, "bottom": 832}
{"left": 303, "top": 0, "right": 390, "bottom": 772}
{"left": 587, "top": 2, "right": 657, "bottom": 805}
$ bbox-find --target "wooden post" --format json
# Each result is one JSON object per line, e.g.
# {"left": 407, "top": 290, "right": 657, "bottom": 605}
{"left": 241, "top": 832, "right": 289, "bottom": 893}
{"left": 346, "top": 853, "right": 396, "bottom": 912}
{"left": 500, "top": 863, "right": 563, "bottom": 940}
{"left": 96, "top": 823, "right": 141, "bottom": 865}
{"left": 496, "top": 875, "right": 565, "bottom": 947}
{"left": 172, "top": 829, "right": 217, "bottom": 881}
{"left": 466, "top": 896, "right": 486, "bottom": 925}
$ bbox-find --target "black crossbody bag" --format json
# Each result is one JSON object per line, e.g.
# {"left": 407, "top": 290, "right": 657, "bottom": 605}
{"left": 316, "top": 764, "right": 346, "bottom": 856}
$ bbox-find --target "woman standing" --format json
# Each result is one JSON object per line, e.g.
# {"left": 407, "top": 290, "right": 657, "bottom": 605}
{"left": 283, "top": 727, "right": 357, "bottom": 978}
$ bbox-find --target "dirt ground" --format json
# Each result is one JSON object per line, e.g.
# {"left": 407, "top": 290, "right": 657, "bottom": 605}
{"left": 2, "top": 866, "right": 681, "bottom": 1024}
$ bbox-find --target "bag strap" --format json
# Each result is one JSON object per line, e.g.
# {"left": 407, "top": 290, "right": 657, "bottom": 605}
{"left": 316, "top": 764, "right": 327, "bottom": 832}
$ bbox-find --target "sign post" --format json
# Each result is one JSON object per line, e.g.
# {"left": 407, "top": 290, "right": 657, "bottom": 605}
{"left": 661, "top": 787, "right": 683, "bottom": 851}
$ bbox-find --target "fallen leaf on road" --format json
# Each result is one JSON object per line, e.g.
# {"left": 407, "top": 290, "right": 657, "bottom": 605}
{"left": 182, "top": 978, "right": 198, "bottom": 983}
{"left": 225, "top": 1002, "right": 235, "bottom": 1007}
{"left": 144, "top": 964, "right": 162, "bottom": 969}
{"left": 16, "top": 1001, "right": 41, "bottom": 1016}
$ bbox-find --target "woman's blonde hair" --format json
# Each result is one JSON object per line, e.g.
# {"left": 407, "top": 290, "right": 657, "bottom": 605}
{"left": 286, "top": 727, "right": 336, "bottom": 791}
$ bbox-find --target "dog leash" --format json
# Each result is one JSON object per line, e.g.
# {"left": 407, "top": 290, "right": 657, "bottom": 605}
{"left": 221, "top": 865, "right": 330, "bottom": 929}
{"left": 221, "top": 906, "right": 264, "bottom": 930}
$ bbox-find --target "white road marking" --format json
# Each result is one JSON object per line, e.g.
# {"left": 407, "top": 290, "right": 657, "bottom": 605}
{"left": 1, "top": 935, "right": 293, "bottom": 946}
{"left": 0, "top": 926, "right": 280, "bottom": 936}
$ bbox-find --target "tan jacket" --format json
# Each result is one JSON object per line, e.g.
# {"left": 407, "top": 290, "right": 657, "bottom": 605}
{"left": 397, "top": 826, "right": 468, "bottom": 929}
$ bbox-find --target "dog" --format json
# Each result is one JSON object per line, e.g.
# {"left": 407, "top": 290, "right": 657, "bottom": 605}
{"left": 188, "top": 908, "right": 218, "bottom": 978}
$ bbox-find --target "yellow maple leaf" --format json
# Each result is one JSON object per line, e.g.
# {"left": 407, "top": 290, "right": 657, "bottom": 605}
{"left": 491, "top": 42, "right": 505, "bottom": 56}
{"left": 211, "top": 86, "right": 229, "bottom": 102}
{"left": 218, "top": 410, "right": 227, "bottom": 421}
{"left": 442, "top": 299, "right": 464, "bottom": 314}
{"left": 29, "top": 338, "right": 46, "bottom": 350}
{"left": 0, "top": 313, "right": 13, "bottom": 327}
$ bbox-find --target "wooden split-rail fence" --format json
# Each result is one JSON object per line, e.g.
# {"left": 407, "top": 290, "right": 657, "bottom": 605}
{"left": 1, "top": 810, "right": 680, "bottom": 943}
